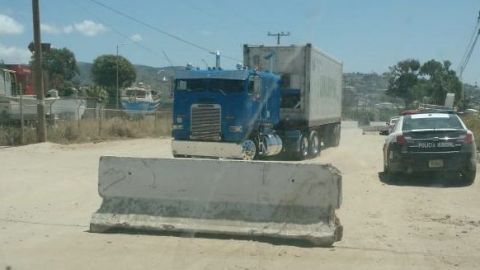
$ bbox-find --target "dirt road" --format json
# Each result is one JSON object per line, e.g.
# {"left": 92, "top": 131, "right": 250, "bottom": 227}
{"left": 1, "top": 121, "right": 479, "bottom": 269}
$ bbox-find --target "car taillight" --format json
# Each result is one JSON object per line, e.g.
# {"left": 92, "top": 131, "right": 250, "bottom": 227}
{"left": 464, "top": 133, "right": 473, "bottom": 144}
{"left": 396, "top": 135, "right": 407, "bottom": 145}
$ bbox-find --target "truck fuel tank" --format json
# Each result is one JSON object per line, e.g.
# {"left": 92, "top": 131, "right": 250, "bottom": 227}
{"left": 259, "top": 133, "right": 283, "bottom": 156}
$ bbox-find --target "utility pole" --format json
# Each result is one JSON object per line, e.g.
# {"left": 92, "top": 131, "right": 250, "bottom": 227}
{"left": 116, "top": 44, "right": 119, "bottom": 109}
{"left": 268, "top": 31, "right": 290, "bottom": 45}
{"left": 32, "top": 0, "right": 47, "bottom": 142}
{"left": 115, "top": 43, "right": 126, "bottom": 109}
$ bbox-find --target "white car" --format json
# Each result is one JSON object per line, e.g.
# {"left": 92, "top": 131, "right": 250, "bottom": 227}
{"left": 380, "top": 116, "right": 399, "bottom": 135}
{"left": 388, "top": 116, "right": 400, "bottom": 134}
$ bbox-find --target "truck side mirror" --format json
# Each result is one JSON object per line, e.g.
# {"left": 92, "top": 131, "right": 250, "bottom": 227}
{"left": 248, "top": 76, "right": 261, "bottom": 99}
{"left": 253, "top": 76, "right": 261, "bottom": 96}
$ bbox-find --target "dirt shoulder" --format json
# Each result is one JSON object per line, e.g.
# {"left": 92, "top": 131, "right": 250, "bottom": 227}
{"left": 1, "top": 122, "right": 479, "bottom": 269}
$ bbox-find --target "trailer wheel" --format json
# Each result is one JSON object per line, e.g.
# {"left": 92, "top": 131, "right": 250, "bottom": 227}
{"left": 294, "top": 134, "right": 309, "bottom": 160}
{"left": 324, "top": 123, "right": 341, "bottom": 147}
{"left": 332, "top": 123, "right": 341, "bottom": 147}
{"left": 308, "top": 131, "right": 321, "bottom": 157}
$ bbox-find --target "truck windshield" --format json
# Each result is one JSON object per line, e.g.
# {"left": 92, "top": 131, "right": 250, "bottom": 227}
{"left": 176, "top": 79, "right": 245, "bottom": 92}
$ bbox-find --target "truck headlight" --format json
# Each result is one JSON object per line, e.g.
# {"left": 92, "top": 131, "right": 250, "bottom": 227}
{"left": 173, "top": 124, "right": 184, "bottom": 130}
{"left": 228, "top": 125, "right": 243, "bottom": 133}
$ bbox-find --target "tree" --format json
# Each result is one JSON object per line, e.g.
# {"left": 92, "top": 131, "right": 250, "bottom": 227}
{"left": 419, "top": 59, "right": 462, "bottom": 106}
{"left": 86, "top": 85, "right": 108, "bottom": 104}
{"left": 91, "top": 54, "right": 136, "bottom": 89}
{"left": 91, "top": 54, "right": 136, "bottom": 107}
{"left": 386, "top": 59, "right": 462, "bottom": 108}
{"left": 33, "top": 47, "right": 79, "bottom": 94}
{"left": 386, "top": 59, "right": 420, "bottom": 108}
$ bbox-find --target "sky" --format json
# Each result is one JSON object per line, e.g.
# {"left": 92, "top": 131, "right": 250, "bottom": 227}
{"left": 0, "top": 0, "right": 479, "bottom": 84}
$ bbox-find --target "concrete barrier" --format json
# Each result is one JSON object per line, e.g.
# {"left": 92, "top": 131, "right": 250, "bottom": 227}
{"left": 90, "top": 156, "right": 342, "bottom": 246}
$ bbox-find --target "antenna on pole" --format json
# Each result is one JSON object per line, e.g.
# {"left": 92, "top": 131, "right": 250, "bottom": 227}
{"left": 268, "top": 31, "right": 290, "bottom": 45}
{"left": 210, "top": 51, "right": 220, "bottom": 68}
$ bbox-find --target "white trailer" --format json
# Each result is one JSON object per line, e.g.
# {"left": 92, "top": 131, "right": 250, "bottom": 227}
{"left": 243, "top": 44, "right": 343, "bottom": 149}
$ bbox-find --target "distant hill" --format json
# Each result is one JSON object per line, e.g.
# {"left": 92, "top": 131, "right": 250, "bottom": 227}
{"left": 76, "top": 61, "right": 182, "bottom": 86}
{"left": 343, "top": 72, "right": 389, "bottom": 93}
{"left": 75, "top": 62, "right": 93, "bottom": 85}
{"left": 76, "top": 62, "right": 390, "bottom": 93}
{"left": 75, "top": 62, "right": 183, "bottom": 100}
{"left": 75, "top": 62, "right": 480, "bottom": 108}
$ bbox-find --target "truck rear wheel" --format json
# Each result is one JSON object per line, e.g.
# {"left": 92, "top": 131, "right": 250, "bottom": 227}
{"left": 308, "top": 131, "right": 321, "bottom": 157}
{"left": 294, "top": 134, "right": 309, "bottom": 160}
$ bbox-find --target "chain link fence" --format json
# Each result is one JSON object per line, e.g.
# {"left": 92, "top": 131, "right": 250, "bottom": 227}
{"left": 0, "top": 98, "right": 172, "bottom": 146}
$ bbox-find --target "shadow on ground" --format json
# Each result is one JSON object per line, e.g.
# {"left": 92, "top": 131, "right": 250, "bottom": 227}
{"left": 378, "top": 171, "right": 473, "bottom": 188}
{"left": 88, "top": 228, "right": 329, "bottom": 248}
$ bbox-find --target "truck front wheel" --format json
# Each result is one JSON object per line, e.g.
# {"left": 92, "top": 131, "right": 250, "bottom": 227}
{"left": 241, "top": 140, "right": 257, "bottom": 160}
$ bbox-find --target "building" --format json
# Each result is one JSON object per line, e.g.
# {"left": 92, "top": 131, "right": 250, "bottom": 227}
{"left": 6, "top": 64, "right": 33, "bottom": 95}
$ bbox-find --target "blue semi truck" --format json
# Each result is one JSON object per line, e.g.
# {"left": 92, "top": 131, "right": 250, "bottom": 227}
{"left": 171, "top": 44, "right": 343, "bottom": 160}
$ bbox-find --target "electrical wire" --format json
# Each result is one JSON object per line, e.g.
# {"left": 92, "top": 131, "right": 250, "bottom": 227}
{"left": 458, "top": 11, "right": 480, "bottom": 78}
{"left": 71, "top": 0, "right": 173, "bottom": 66}
{"left": 87, "top": 0, "right": 242, "bottom": 62}
{"left": 162, "top": 51, "right": 174, "bottom": 66}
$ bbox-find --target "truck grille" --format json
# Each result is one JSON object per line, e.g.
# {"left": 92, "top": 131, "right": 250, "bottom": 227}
{"left": 190, "top": 104, "right": 221, "bottom": 141}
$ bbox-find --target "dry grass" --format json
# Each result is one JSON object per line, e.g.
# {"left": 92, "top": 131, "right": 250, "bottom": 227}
{"left": 0, "top": 114, "right": 172, "bottom": 146}
{"left": 0, "top": 125, "right": 37, "bottom": 145}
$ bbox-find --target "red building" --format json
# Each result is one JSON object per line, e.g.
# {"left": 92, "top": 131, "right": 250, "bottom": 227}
{"left": 6, "top": 64, "right": 33, "bottom": 95}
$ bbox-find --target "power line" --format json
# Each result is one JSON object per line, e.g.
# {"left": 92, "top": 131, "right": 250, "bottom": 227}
{"left": 71, "top": 0, "right": 173, "bottom": 66}
{"left": 457, "top": 10, "right": 480, "bottom": 109}
{"left": 181, "top": 0, "right": 308, "bottom": 46}
{"left": 460, "top": 30, "right": 480, "bottom": 76}
{"left": 162, "top": 50, "right": 174, "bottom": 66}
{"left": 458, "top": 11, "right": 480, "bottom": 75}
{"left": 87, "top": 0, "right": 241, "bottom": 62}
{"left": 458, "top": 10, "right": 480, "bottom": 79}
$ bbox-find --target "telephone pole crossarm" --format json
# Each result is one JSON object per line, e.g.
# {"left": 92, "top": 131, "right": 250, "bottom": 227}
{"left": 267, "top": 31, "right": 290, "bottom": 45}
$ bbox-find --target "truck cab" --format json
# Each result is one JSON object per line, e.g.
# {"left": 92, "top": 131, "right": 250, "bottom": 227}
{"left": 172, "top": 68, "right": 281, "bottom": 159}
